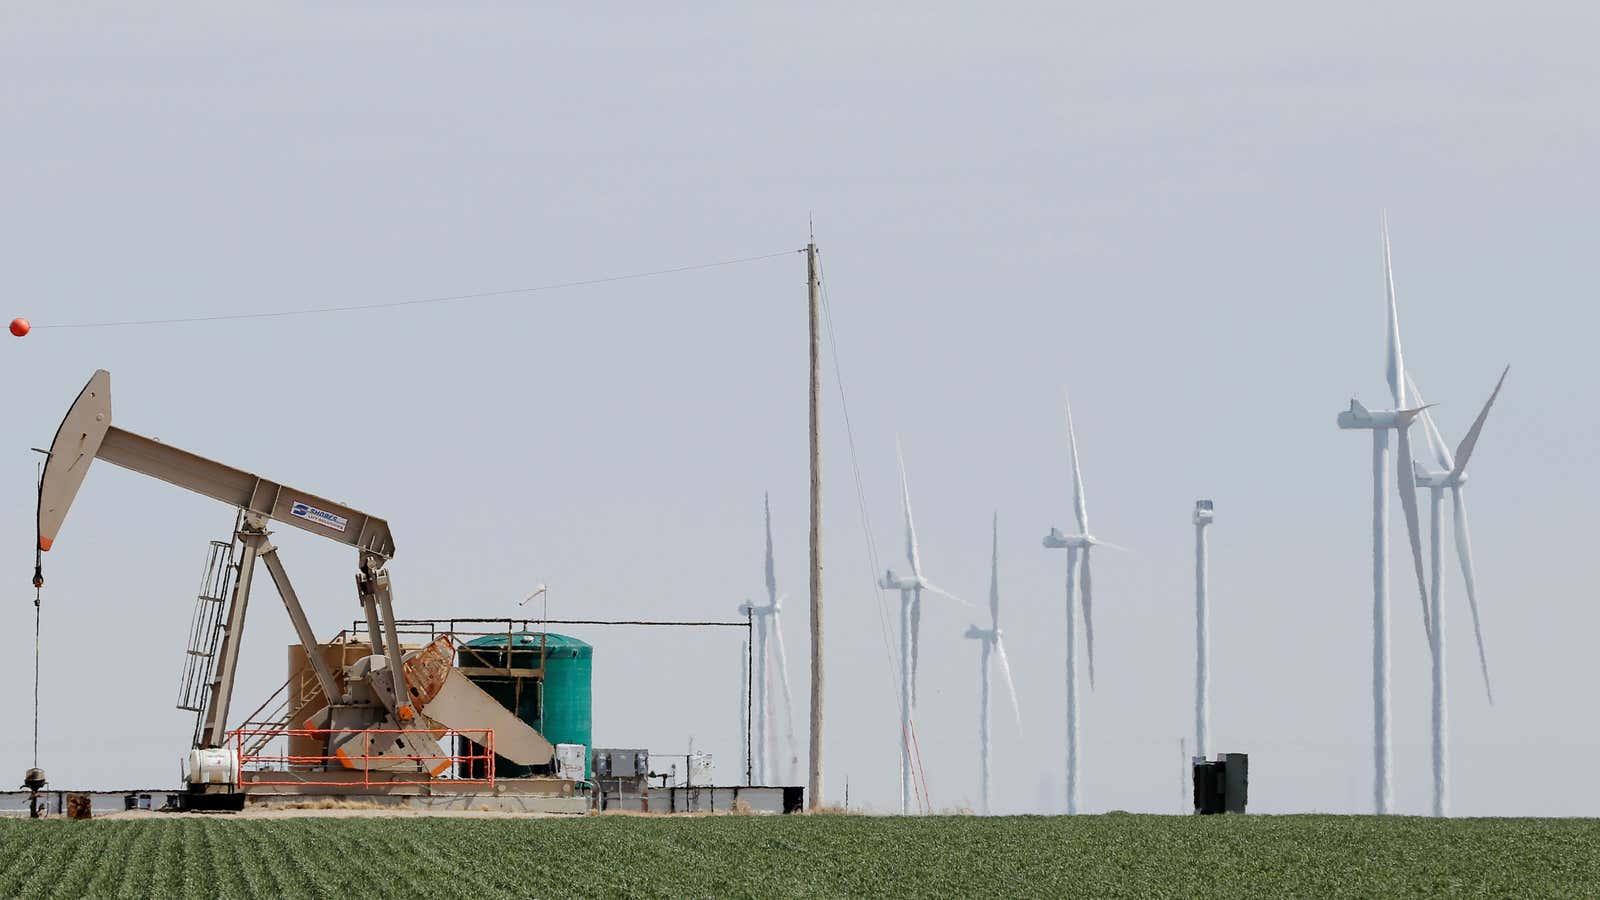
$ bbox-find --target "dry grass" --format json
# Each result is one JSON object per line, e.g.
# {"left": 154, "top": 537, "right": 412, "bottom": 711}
{"left": 800, "top": 803, "right": 865, "bottom": 816}
{"left": 258, "top": 798, "right": 387, "bottom": 811}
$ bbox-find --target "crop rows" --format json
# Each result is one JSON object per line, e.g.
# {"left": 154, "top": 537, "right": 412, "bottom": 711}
{"left": 0, "top": 813, "right": 1597, "bottom": 898}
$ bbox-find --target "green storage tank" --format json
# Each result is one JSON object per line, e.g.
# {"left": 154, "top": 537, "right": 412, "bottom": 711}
{"left": 457, "top": 632, "right": 593, "bottom": 779}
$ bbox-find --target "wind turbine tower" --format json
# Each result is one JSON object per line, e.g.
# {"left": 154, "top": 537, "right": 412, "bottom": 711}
{"left": 737, "top": 594, "right": 771, "bottom": 783}
{"left": 1335, "top": 215, "right": 1433, "bottom": 815}
{"left": 1193, "top": 500, "right": 1214, "bottom": 761}
{"left": 1409, "top": 368, "right": 1507, "bottom": 817}
{"left": 964, "top": 512, "right": 1022, "bottom": 815}
{"left": 880, "top": 444, "right": 966, "bottom": 813}
{"left": 739, "top": 493, "right": 798, "bottom": 785}
{"left": 1042, "top": 392, "right": 1118, "bottom": 815}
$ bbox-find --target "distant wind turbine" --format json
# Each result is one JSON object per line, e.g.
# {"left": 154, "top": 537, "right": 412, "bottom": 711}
{"left": 1042, "top": 391, "right": 1119, "bottom": 814}
{"left": 880, "top": 442, "right": 967, "bottom": 813}
{"left": 964, "top": 512, "right": 1022, "bottom": 815}
{"left": 1193, "top": 500, "right": 1214, "bottom": 762}
{"left": 738, "top": 493, "right": 799, "bottom": 785}
{"left": 735, "top": 584, "right": 770, "bottom": 783}
{"left": 1408, "top": 368, "right": 1508, "bottom": 817}
{"left": 1334, "top": 213, "right": 1434, "bottom": 815}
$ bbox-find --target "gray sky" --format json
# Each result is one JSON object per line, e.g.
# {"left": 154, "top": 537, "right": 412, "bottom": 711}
{"left": 3, "top": 3, "right": 1596, "bottom": 815}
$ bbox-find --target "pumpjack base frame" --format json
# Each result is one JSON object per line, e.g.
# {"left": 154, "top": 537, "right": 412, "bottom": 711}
{"left": 238, "top": 773, "right": 587, "bottom": 814}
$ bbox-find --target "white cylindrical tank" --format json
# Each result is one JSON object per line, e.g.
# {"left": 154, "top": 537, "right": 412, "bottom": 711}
{"left": 187, "top": 748, "right": 239, "bottom": 786}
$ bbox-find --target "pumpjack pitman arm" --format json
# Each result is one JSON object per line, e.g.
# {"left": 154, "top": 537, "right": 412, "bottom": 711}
{"left": 35, "top": 370, "right": 415, "bottom": 747}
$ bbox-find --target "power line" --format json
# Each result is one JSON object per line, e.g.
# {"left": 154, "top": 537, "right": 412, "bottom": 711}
{"left": 32, "top": 249, "right": 799, "bottom": 330}
{"left": 819, "top": 265, "right": 895, "bottom": 674}
{"left": 818, "top": 252, "right": 924, "bottom": 806}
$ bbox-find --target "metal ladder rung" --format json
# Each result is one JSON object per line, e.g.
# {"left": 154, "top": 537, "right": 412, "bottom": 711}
{"left": 177, "top": 541, "right": 236, "bottom": 721}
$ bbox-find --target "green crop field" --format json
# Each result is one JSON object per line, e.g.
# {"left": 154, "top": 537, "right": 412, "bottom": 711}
{"left": 0, "top": 813, "right": 1595, "bottom": 898}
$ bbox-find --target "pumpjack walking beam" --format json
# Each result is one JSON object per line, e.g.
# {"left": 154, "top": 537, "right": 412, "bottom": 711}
{"left": 36, "top": 370, "right": 412, "bottom": 748}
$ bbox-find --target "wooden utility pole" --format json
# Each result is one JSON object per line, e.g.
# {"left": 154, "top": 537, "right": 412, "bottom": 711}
{"left": 806, "top": 239, "right": 825, "bottom": 809}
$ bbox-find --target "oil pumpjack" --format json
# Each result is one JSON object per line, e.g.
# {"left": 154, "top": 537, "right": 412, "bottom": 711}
{"left": 36, "top": 370, "right": 555, "bottom": 805}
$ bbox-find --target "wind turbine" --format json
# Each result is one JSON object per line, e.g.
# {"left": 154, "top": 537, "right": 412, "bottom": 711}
{"left": 1334, "top": 213, "right": 1434, "bottom": 815}
{"left": 1408, "top": 367, "right": 1508, "bottom": 817}
{"left": 1193, "top": 500, "right": 1214, "bottom": 762}
{"left": 738, "top": 493, "right": 799, "bottom": 785}
{"left": 879, "top": 443, "right": 966, "bottom": 813}
{"left": 965, "top": 512, "right": 1022, "bottom": 815}
{"left": 1042, "top": 391, "right": 1118, "bottom": 814}
{"left": 736, "top": 592, "right": 769, "bottom": 783}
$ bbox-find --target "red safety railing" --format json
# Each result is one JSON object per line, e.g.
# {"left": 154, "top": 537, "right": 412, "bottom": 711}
{"left": 232, "top": 727, "right": 495, "bottom": 787}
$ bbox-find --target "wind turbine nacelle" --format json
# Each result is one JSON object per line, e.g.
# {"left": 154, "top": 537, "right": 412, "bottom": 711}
{"left": 963, "top": 625, "right": 994, "bottom": 641}
{"left": 1193, "top": 500, "right": 1214, "bottom": 526}
{"left": 1042, "top": 527, "right": 1088, "bottom": 549}
{"left": 1337, "top": 399, "right": 1411, "bottom": 430}
{"left": 879, "top": 569, "right": 917, "bottom": 591}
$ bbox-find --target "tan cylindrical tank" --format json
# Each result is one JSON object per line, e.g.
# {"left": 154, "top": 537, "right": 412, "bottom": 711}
{"left": 285, "top": 642, "right": 417, "bottom": 764}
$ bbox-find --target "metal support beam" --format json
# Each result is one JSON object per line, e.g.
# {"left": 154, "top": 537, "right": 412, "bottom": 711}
{"left": 253, "top": 535, "right": 342, "bottom": 706}
{"left": 94, "top": 427, "right": 396, "bottom": 558}
{"left": 201, "top": 532, "right": 259, "bottom": 748}
{"left": 362, "top": 593, "right": 386, "bottom": 656}
{"left": 366, "top": 557, "right": 414, "bottom": 720}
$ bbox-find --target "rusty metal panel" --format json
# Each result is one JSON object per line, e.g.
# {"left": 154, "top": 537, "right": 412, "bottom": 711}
{"left": 402, "top": 635, "right": 455, "bottom": 708}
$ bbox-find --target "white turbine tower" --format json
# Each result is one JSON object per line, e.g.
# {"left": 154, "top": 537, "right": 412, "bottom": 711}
{"left": 738, "top": 493, "right": 799, "bottom": 785}
{"left": 1408, "top": 368, "right": 1507, "bottom": 817}
{"left": 1042, "top": 391, "right": 1118, "bottom": 814}
{"left": 964, "top": 512, "right": 1023, "bottom": 815}
{"left": 1335, "top": 214, "right": 1434, "bottom": 815}
{"left": 880, "top": 443, "right": 966, "bottom": 814}
{"left": 1193, "top": 500, "right": 1214, "bottom": 762}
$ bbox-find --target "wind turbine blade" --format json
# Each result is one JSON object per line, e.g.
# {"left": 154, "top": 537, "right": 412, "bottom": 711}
{"left": 1396, "top": 421, "right": 1433, "bottom": 642}
{"left": 994, "top": 636, "right": 1023, "bottom": 733}
{"left": 1090, "top": 540, "right": 1134, "bottom": 555}
{"left": 1383, "top": 212, "right": 1407, "bottom": 409}
{"left": 897, "top": 438, "right": 923, "bottom": 579}
{"left": 770, "top": 607, "right": 800, "bottom": 771}
{"left": 922, "top": 581, "right": 973, "bottom": 608}
{"left": 1451, "top": 366, "right": 1510, "bottom": 479}
{"left": 1452, "top": 485, "right": 1494, "bottom": 704}
{"left": 764, "top": 492, "right": 777, "bottom": 605}
{"left": 1080, "top": 546, "right": 1096, "bottom": 690}
{"left": 989, "top": 511, "right": 1000, "bottom": 631}
{"left": 1064, "top": 390, "right": 1090, "bottom": 535}
{"left": 1406, "top": 373, "right": 1455, "bottom": 472}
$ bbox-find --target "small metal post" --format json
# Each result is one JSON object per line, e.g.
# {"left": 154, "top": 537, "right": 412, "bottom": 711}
{"left": 746, "top": 607, "right": 755, "bottom": 786}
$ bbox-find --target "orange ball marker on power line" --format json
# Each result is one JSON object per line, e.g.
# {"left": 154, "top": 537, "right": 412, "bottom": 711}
{"left": 10, "top": 317, "right": 29, "bottom": 337}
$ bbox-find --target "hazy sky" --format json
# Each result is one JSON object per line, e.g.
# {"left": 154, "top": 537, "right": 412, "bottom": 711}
{"left": 3, "top": 3, "right": 1596, "bottom": 815}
